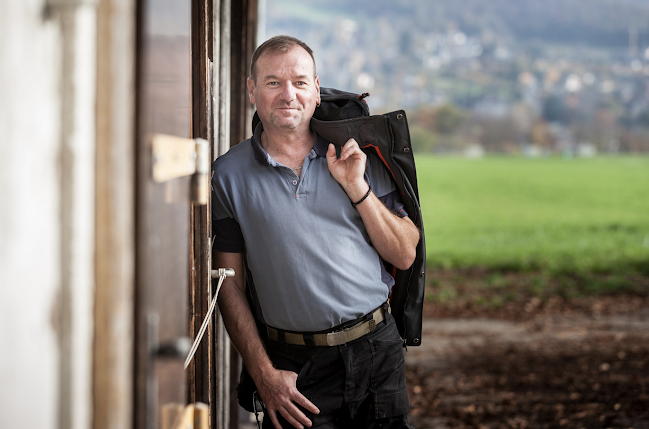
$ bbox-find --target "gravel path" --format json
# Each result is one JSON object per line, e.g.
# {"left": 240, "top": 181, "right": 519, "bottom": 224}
{"left": 406, "top": 300, "right": 649, "bottom": 428}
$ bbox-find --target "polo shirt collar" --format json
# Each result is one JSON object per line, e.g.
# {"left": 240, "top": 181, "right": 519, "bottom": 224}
{"left": 251, "top": 121, "right": 329, "bottom": 166}
{"left": 312, "top": 127, "right": 329, "bottom": 157}
{"left": 251, "top": 122, "right": 270, "bottom": 165}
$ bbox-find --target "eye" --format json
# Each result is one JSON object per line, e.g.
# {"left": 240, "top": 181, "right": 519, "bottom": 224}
{"left": 295, "top": 81, "right": 306, "bottom": 86}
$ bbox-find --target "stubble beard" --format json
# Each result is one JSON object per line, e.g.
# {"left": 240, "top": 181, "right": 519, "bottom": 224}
{"left": 269, "top": 109, "right": 305, "bottom": 130}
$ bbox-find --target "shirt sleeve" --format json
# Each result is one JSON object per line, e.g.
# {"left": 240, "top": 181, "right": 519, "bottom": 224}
{"left": 378, "top": 190, "right": 408, "bottom": 218}
{"left": 211, "top": 163, "right": 244, "bottom": 253}
{"left": 213, "top": 217, "right": 244, "bottom": 253}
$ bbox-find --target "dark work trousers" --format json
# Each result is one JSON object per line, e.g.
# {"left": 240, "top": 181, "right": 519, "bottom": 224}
{"left": 262, "top": 311, "right": 415, "bottom": 429}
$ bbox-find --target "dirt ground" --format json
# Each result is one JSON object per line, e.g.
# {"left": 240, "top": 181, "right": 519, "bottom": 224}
{"left": 406, "top": 295, "right": 649, "bottom": 429}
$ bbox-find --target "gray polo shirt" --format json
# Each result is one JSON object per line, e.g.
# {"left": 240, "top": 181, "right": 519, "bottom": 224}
{"left": 211, "top": 123, "right": 407, "bottom": 332}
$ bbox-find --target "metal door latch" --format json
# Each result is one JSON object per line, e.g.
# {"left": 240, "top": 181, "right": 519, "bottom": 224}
{"left": 151, "top": 134, "right": 209, "bottom": 205}
{"left": 147, "top": 314, "right": 191, "bottom": 360}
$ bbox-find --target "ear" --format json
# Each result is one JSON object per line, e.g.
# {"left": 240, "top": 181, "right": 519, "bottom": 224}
{"left": 314, "top": 75, "right": 320, "bottom": 104}
{"left": 247, "top": 77, "right": 256, "bottom": 104}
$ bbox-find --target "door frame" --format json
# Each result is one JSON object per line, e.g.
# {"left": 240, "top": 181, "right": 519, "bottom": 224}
{"left": 92, "top": 0, "right": 258, "bottom": 428}
{"left": 189, "top": 1, "right": 258, "bottom": 428}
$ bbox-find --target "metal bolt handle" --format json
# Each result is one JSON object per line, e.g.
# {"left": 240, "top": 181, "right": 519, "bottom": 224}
{"left": 211, "top": 268, "right": 235, "bottom": 278}
{"left": 184, "top": 268, "right": 235, "bottom": 369}
{"left": 155, "top": 338, "right": 192, "bottom": 359}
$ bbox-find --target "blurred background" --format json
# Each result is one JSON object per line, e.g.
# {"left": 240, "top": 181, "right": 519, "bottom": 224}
{"left": 263, "top": 0, "right": 649, "bottom": 156}
{"left": 260, "top": 1, "right": 649, "bottom": 427}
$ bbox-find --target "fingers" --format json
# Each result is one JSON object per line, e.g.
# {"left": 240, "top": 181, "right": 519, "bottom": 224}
{"left": 326, "top": 139, "right": 367, "bottom": 195}
{"left": 339, "top": 138, "right": 360, "bottom": 161}
{"left": 326, "top": 143, "right": 337, "bottom": 168}
{"left": 293, "top": 390, "right": 320, "bottom": 415}
{"left": 277, "top": 402, "right": 313, "bottom": 429}
{"left": 260, "top": 369, "right": 319, "bottom": 429}
{"left": 276, "top": 389, "right": 319, "bottom": 428}
{"left": 268, "top": 399, "right": 315, "bottom": 429}
{"left": 268, "top": 410, "right": 283, "bottom": 429}
{"left": 326, "top": 139, "right": 360, "bottom": 161}
{"left": 326, "top": 139, "right": 365, "bottom": 168}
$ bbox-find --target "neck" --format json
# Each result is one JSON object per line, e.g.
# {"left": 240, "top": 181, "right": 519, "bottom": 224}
{"left": 261, "top": 126, "right": 314, "bottom": 161}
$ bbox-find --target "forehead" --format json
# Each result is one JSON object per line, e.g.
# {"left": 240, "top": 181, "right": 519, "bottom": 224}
{"left": 256, "top": 47, "right": 315, "bottom": 80}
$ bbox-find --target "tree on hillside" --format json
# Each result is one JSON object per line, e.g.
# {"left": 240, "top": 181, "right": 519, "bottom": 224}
{"left": 410, "top": 103, "right": 468, "bottom": 153}
{"left": 436, "top": 104, "right": 467, "bottom": 134}
{"left": 471, "top": 116, "right": 519, "bottom": 152}
{"left": 530, "top": 120, "right": 555, "bottom": 151}
{"left": 410, "top": 126, "right": 438, "bottom": 153}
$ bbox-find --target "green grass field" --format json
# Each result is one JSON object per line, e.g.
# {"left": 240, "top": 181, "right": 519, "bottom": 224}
{"left": 416, "top": 155, "right": 649, "bottom": 278}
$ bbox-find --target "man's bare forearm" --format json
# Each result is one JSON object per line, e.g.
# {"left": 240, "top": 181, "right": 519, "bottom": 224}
{"left": 214, "top": 252, "right": 274, "bottom": 381}
{"left": 354, "top": 191, "right": 420, "bottom": 270}
{"left": 218, "top": 282, "right": 276, "bottom": 379}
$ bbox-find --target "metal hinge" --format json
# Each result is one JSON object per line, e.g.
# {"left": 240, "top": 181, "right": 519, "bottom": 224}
{"left": 151, "top": 134, "right": 209, "bottom": 205}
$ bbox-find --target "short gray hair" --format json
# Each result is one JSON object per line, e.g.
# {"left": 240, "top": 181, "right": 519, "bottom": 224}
{"left": 250, "top": 35, "right": 316, "bottom": 83}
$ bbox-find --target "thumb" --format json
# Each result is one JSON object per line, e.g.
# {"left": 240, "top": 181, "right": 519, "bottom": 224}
{"left": 326, "top": 143, "right": 337, "bottom": 167}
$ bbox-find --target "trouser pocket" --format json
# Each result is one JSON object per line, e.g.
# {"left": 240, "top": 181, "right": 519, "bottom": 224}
{"left": 369, "top": 338, "right": 410, "bottom": 419}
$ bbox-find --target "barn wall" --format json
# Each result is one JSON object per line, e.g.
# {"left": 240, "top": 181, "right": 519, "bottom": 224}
{"left": 0, "top": 1, "right": 98, "bottom": 428}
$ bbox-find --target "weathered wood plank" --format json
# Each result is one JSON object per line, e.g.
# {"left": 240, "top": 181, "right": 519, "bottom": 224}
{"left": 190, "top": 0, "right": 214, "bottom": 421}
{"left": 94, "top": 0, "right": 136, "bottom": 428}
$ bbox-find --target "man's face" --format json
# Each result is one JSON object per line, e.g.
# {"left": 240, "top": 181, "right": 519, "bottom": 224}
{"left": 248, "top": 47, "right": 320, "bottom": 132}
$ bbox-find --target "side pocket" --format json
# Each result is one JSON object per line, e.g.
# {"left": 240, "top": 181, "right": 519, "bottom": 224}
{"left": 370, "top": 339, "right": 410, "bottom": 419}
{"left": 295, "top": 356, "right": 315, "bottom": 388}
{"left": 373, "top": 387, "right": 410, "bottom": 419}
{"left": 295, "top": 356, "right": 318, "bottom": 421}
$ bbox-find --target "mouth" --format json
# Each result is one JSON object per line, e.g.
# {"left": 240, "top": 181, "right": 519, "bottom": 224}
{"left": 274, "top": 107, "right": 300, "bottom": 115}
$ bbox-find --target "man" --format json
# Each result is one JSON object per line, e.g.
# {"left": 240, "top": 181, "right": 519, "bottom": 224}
{"left": 212, "top": 35, "right": 420, "bottom": 429}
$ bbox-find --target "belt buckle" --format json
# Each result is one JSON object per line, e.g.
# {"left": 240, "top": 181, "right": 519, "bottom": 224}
{"left": 326, "top": 330, "right": 347, "bottom": 346}
{"left": 368, "top": 319, "right": 376, "bottom": 331}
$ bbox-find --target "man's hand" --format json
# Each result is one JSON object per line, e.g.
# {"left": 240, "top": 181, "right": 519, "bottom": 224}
{"left": 325, "top": 140, "right": 419, "bottom": 270}
{"left": 326, "top": 139, "right": 369, "bottom": 202}
{"left": 257, "top": 368, "right": 320, "bottom": 429}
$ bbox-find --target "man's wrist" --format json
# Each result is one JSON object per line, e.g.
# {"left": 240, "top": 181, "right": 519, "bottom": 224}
{"left": 246, "top": 351, "right": 276, "bottom": 382}
{"left": 346, "top": 181, "right": 371, "bottom": 206}
{"left": 351, "top": 185, "right": 372, "bottom": 207}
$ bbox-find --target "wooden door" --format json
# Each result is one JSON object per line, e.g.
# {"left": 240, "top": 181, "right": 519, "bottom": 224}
{"left": 131, "top": 0, "right": 259, "bottom": 427}
{"left": 134, "top": 0, "right": 193, "bottom": 428}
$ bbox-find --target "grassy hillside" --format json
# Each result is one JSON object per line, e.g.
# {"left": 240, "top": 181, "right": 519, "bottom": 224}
{"left": 417, "top": 155, "right": 649, "bottom": 275}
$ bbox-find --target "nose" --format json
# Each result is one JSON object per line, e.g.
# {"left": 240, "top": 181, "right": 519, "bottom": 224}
{"left": 279, "top": 83, "right": 296, "bottom": 102}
